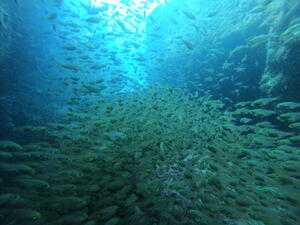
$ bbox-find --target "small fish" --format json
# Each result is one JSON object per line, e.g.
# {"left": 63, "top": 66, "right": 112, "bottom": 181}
{"left": 133, "top": 57, "right": 146, "bottom": 62}
{"left": 47, "top": 13, "right": 57, "bottom": 20}
{"left": 14, "top": 209, "right": 42, "bottom": 221}
{"left": 115, "top": 19, "right": 128, "bottom": 31}
{"left": 289, "top": 122, "right": 300, "bottom": 129}
{"left": 247, "top": 34, "right": 269, "bottom": 47}
{"left": 277, "top": 112, "right": 300, "bottom": 123}
{"left": 0, "top": 140, "right": 22, "bottom": 150}
{"left": 251, "top": 109, "right": 276, "bottom": 117}
{"left": 77, "top": 41, "right": 98, "bottom": 49}
{"left": 0, "top": 8, "right": 8, "bottom": 29}
{"left": 250, "top": 97, "right": 277, "bottom": 107}
{"left": 240, "top": 118, "right": 252, "bottom": 124}
{"left": 182, "top": 39, "right": 194, "bottom": 50}
{"left": 207, "top": 11, "right": 218, "bottom": 17}
{"left": 59, "top": 63, "right": 82, "bottom": 72}
{"left": 63, "top": 45, "right": 76, "bottom": 51}
{"left": 250, "top": 6, "right": 267, "bottom": 13}
{"left": 90, "top": 64, "right": 105, "bottom": 70}
{"left": 276, "top": 102, "right": 300, "bottom": 109}
{"left": 80, "top": 55, "right": 90, "bottom": 60}
{"left": 169, "top": 18, "right": 178, "bottom": 25}
{"left": 14, "top": 0, "right": 20, "bottom": 7}
{"left": 262, "top": 0, "right": 274, "bottom": 6}
{"left": 181, "top": 10, "right": 196, "bottom": 20}
{"left": 86, "top": 17, "right": 100, "bottom": 23}
{"left": 0, "top": 193, "right": 20, "bottom": 205}
{"left": 82, "top": 84, "right": 106, "bottom": 93}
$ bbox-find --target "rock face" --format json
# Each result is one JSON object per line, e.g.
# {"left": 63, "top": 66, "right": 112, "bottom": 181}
{"left": 145, "top": 0, "right": 300, "bottom": 101}
{"left": 0, "top": 1, "right": 13, "bottom": 65}
{"left": 260, "top": 1, "right": 300, "bottom": 99}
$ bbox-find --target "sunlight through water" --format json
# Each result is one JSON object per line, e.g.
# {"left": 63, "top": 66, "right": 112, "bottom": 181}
{"left": 84, "top": 0, "right": 164, "bottom": 16}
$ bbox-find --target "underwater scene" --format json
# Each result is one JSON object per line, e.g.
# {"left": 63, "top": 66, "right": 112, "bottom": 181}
{"left": 0, "top": 0, "right": 300, "bottom": 224}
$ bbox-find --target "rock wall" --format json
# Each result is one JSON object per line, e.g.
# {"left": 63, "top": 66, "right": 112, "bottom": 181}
{"left": 260, "top": 0, "right": 300, "bottom": 99}
{"left": 145, "top": 0, "right": 300, "bottom": 101}
{"left": 0, "top": 0, "right": 13, "bottom": 65}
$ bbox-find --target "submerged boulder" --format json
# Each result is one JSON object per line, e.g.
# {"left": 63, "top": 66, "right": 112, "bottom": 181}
{"left": 260, "top": 1, "right": 300, "bottom": 99}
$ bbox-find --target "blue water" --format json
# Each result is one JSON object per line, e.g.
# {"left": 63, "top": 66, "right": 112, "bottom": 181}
{"left": 0, "top": 0, "right": 299, "bottom": 224}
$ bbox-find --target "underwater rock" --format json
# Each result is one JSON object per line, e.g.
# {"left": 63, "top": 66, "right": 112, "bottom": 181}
{"left": 259, "top": 1, "right": 300, "bottom": 98}
{"left": 0, "top": 2, "right": 13, "bottom": 64}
